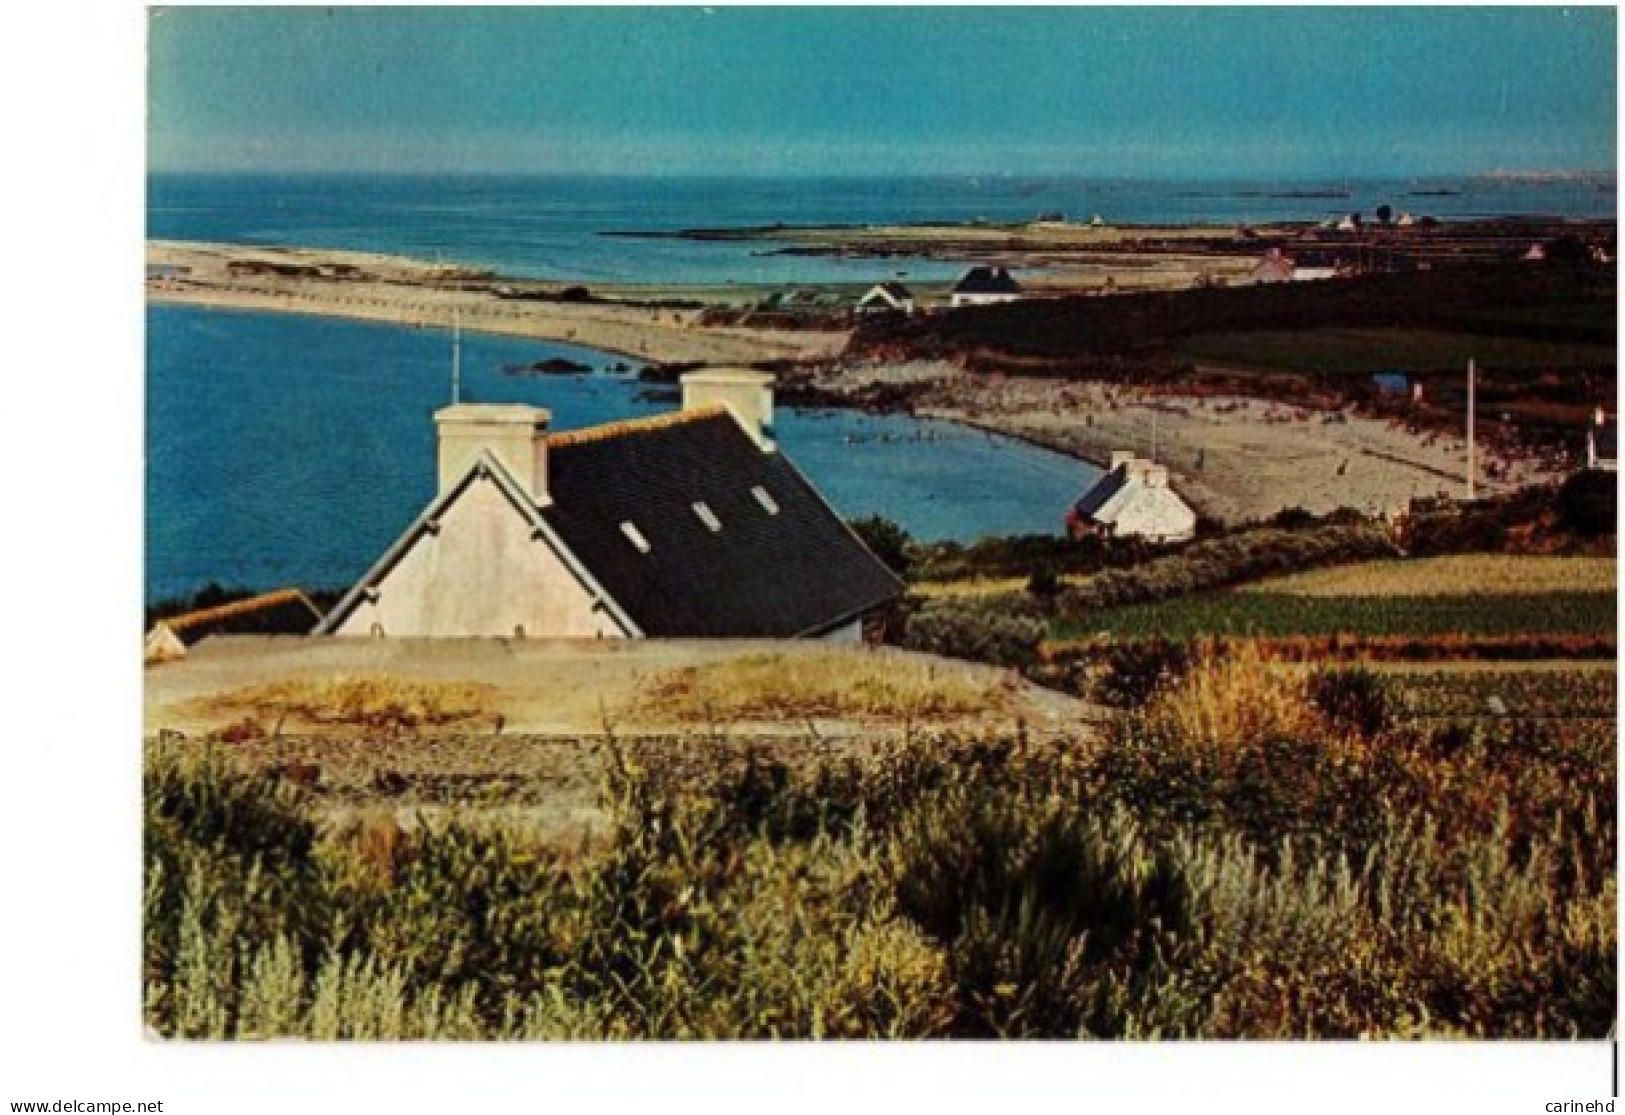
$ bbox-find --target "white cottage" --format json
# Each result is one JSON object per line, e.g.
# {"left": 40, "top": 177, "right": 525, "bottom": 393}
{"left": 856, "top": 282, "right": 916, "bottom": 315}
{"left": 317, "top": 370, "right": 903, "bottom": 641}
{"left": 949, "top": 266, "right": 1023, "bottom": 307}
{"left": 1066, "top": 452, "right": 1198, "bottom": 544}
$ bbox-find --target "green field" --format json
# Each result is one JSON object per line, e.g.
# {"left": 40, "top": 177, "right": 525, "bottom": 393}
{"left": 1054, "top": 590, "right": 1617, "bottom": 641}
{"left": 1384, "top": 665, "right": 1617, "bottom": 722}
{"left": 1175, "top": 327, "right": 1616, "bottom": 374}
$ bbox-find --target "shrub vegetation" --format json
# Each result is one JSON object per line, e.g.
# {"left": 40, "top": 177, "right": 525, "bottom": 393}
{"left": 145, "top": 644, "right": 1615, "bottom": 1039}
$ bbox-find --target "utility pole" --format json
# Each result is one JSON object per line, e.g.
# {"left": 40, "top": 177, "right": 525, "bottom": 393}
{"left": 1465, "top": 359, "right": 1476, "bottom": 501}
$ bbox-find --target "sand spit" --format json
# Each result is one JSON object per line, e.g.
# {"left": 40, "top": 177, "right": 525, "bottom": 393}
{"left": 147, "top": 240, "right": 848, "bottom": 365}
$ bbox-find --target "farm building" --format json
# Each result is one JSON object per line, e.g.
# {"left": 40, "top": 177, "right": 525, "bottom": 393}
{"left": 1250, "top": 248, "right": 1296, "bottom": 283}
{"left": 144, "top": 588, "right": 323, "bottom": 664}
{"left": 856, "top": 282, "right": 916, "bottom": 315}
{"left": 949, "top": 266, "right": 1023, "bottom": 307}
{"left": 1066, "top": 452, "right": 1198, "bottom": 544}
{"left": 317, "top": 370, "right": 904, "bottom": 641}
{"left": 1251, "top": 248, "right": 1349, "bottom": 284}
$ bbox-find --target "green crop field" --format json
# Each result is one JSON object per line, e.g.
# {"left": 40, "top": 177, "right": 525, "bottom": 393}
{"left": 1384, "top": 665, "right": 1617, "bottom": 722}
{"left": 1053, "top": 590, "right": 1617, "bottom": 641}
{"left": 1175, "top": 328, "right": 1616, "bottom": 375}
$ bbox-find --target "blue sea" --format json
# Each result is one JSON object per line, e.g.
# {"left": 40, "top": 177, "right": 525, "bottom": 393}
{"left": 146, "top": 305, "right": 1095, "bottom": 603}
{"left": 146, "top": 172, "right": 1614, "bottom": 603}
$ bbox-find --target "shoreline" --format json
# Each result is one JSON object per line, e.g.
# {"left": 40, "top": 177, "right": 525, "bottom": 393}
{"left": 148, "top": 240, "right": 848, "bottom": 366}
{"left": 149, "top": 237, "right": 1571, "bottom": 527}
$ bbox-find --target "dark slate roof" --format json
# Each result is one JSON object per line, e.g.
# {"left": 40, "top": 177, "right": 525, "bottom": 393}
{"left": 952, "top": 266, "right": 1022, "bottom": 294}
{"left": 1072, "top": 466, "right": 1129, "bottom": 520}
{"left": 161, "top": 589, "right": 323, "bottom": 645}
{"left": 539, "top": 410, "right": 904, "bottom": 638}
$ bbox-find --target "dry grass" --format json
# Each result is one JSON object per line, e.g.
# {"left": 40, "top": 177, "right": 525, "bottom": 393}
{"left": 1143, "top": 645, "right": 1326, "bottom": 766}
{"left": 199, "top": 673, "right": 497, "bottom": 732}
{"left": 1243, "top": 555, "right": 1617, "bottom": 597}
{"left": 635, "top": 651, "right": 1016, "bottom": 724}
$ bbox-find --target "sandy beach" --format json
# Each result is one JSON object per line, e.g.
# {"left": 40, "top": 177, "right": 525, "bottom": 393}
{"left": 816, "top": 362, "right": 1562, "bottom": 523}
{"left": 148, "top": 240, "right": 849, "bottom": 365}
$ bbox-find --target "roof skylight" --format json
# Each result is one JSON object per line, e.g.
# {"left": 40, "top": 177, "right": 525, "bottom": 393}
{"left": 619, "top": 521, "right": 651, "bottom": 553}
{"left": 693, "top": 502, "right": 722, "bottom": 532}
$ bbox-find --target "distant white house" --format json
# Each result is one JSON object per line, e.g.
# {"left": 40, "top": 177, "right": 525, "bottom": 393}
{"left": 949, "top": 266, "right": 1023, "bottom": 307}
{"left": 1251, "top": 248, "right": 1348, "bottom": 284}
{"left": 1251, "top": 248, "right": 1296, "bottom": 283}
{"left": 856, "top": 281, "right": 916, "bottom": 315}
{"left": 1066, "top": 452, "right": 1198, "bottom": 544}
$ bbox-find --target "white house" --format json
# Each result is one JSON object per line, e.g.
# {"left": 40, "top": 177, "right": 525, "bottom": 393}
{"left": 856, "top": 281, "right": 916, "bottom": 315}
{"left": 1065, "top": 452, "right": 1198, "bottom": 544}
{"left": 949, "top": 266, "right": 1023, "bottom": 307}
{"left": 317, "top": 370, "right": 903, "bottom": 641}
{"left": 1250, "top": 248, "right": 1295, "bottom": 283}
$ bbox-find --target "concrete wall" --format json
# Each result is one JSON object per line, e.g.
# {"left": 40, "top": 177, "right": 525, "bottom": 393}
{"left": 331, "top": 475, "right": 624, "bottom": 639}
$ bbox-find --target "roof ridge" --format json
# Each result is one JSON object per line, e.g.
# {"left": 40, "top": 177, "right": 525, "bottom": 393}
{"left": 165, "top": 588, "right": 313, "bottom": 634}
{"left": 547, "top": 405, "right": 731, "bottom": 449}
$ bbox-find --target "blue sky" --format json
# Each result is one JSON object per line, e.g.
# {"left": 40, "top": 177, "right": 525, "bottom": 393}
{"left": 148, "top": 6, "right": 1617, "bottom": 178}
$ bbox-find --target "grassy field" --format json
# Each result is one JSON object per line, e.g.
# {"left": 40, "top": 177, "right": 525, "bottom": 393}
{"left": 1052, "top": 590, "right": 1616, "bottom": 641}
{"left": 1241, "top": 555, "right": 1617, "bottom": 597}
{"left": 1175, "top": 327, "right": 1616, "bottom": 375}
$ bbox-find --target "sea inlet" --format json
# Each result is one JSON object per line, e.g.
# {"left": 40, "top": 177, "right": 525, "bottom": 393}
{"left": 147, "top": 305, "right": 1097, "bottom": 603}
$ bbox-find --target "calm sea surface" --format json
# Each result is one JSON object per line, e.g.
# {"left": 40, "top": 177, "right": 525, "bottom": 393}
{"left": 148, "top": 173, "right": 1616, "bottom": 285}
{"left": 147, "top": 305, "right": 1096, "bottom": 602}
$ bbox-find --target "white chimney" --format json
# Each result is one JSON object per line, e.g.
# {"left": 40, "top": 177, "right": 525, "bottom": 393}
{"left": 681, "top": 368, "right": 775, "bottom": 450}
{"left": 1109, "top": 450, "right": 1136, "bottom": 472}
{"left": 434, "top": 404, "right": 552, "bottom": 503}
{"left": 1145, "top": 465, "right": 1169, "bottom": 488}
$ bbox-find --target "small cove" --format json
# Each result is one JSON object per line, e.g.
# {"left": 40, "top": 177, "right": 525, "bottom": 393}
{"left": 147, "top": 305, "right": 1098, "bottom": 602}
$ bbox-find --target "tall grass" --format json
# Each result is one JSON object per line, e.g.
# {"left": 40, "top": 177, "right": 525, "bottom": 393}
{"left": 145, "top": 649, "right": 1615, "bottom": 1039}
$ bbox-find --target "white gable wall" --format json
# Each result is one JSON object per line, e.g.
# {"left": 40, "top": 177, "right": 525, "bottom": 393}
{"left": 1103, "top": 485, "right": 1198, "bottom": 543}
{"left": 330, "top": 475, "right": 625, "bottom": 639}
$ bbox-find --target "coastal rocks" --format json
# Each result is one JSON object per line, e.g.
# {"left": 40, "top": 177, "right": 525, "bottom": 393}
{"left": 503, "top": 356, "right": 594, "bottom": 376}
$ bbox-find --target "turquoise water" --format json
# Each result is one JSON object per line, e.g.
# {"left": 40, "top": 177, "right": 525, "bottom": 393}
{"left": 146, "top": 305, "right": 1097, "bottom": 602}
